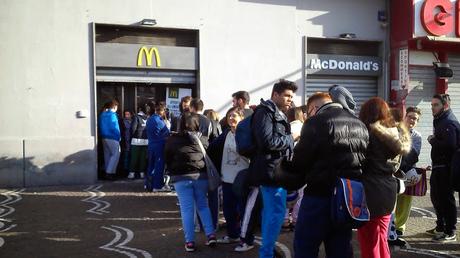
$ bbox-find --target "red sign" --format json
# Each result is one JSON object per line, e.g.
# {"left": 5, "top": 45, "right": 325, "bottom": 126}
{"left": 420, "top": 0, "right": 460, "bottom": 37}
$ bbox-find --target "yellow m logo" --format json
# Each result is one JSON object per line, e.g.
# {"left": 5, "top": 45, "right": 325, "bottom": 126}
{"left": 137, "top": 46, "right": 161, "bottom": 67}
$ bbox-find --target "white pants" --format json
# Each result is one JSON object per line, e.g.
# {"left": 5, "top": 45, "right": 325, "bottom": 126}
{"left": 102, "top": 139, "right": 120, "bottom": 174}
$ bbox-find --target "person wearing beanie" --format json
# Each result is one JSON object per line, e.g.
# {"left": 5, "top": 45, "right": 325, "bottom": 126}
{"left": 328, "top": 85, "right": 356, "bottom": 114}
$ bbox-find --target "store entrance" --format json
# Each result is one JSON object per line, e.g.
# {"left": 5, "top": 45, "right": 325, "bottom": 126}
{"left": 96, "top": 82, "right": 193, "bottom": 179}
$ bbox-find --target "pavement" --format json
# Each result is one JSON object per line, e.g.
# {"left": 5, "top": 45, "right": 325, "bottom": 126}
{"left": 0, "top": 179, "right": 459, "bottom": 258}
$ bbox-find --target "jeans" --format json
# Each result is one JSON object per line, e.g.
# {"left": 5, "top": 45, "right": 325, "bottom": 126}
{"left": 222, "top": 182, "right": 243, "bottom": 238}
{"left": 147, "top": 142, "right": 165, "bottom": 189}
{"left": 294, "top": 195, "right": 353, "bottom": 258}
{"left": 260, "top": 186, "right": 286, "bottom": 258}
{"left": 102, "top": 139, "right": 120, "bottom": 174}
{"left": 174, "top": 179, "right": 215, "bottom": 243}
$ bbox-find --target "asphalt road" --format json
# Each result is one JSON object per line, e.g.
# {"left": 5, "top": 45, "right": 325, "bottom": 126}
{"left": 0, "top": 179, "right": 459, "bottom": 258}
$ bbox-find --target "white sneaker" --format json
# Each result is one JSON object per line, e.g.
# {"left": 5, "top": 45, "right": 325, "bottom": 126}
{"left": 152, "top": 186, "right": 171, "bottom": 192}
{"left": 140, "top": 172, "right": 145, "bottom": 179}
{"left": 127, "top": 172, "right": 135, "bottom": 179}
{"left": 234, "top": 242, "right": 254, "bottom": 252}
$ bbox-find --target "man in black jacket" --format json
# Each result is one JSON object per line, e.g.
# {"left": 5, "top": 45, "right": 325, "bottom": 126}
{"left": 291, "top": 92, "right": 368, "bottom": 258}
{"left": 249, "top": 79, "right": 298, "bottom": 258}
{"left": 427, "top": 94, "right": 460, "bottom": 242}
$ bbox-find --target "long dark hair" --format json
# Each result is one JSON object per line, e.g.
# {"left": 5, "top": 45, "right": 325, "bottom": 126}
{"left": 359, "top": 97, "right": 394, "bottom": 128}
{"left": 179, "top": 112, "right": 200, "bottom": 133}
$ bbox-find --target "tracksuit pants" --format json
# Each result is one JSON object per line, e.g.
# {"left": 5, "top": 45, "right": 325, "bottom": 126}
{"left": 260, "top": 186, "right": 286, "bottom": 258}
{"left": 395, "top": 194, "right": 413, "bottom": 233}
{"left": 357, "top": 214, "right": 391, "bottom": 258}
{"left": 147, "top": 142, "right": 165, "bottom": 189}
{"left": 102, "top": 139, "right": 120, "bottom": 174}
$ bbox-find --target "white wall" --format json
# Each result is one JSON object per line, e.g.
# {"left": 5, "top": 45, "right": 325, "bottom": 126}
{"left": 0, "top": 0, "right": 387, "bottom": 186}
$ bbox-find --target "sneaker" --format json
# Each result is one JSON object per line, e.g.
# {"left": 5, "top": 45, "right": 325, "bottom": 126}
{"left": 140, "top": 172, "right": 145, "bottom": 179}
{"left": 127, "top": 172, "right": 135, "bottom": 179}
{"left": 185, "top": 242, "right": 195, "bottom": 252}
{"left": 206, "top": 234, "right": 217, "bottom": 247}
{"left": 433, "top": 233, "right": 457, "bottom": 243}
{"left": 388, "top": 238, "right": 407, "bottom": 247}
{"left": 217, "top": 236, "right": 240, "bottom": 244}
{"left": 152, "top": 186, "right": 171, "bottom": 192}
{"left": 426, "top": 227, "right": 444, "bottom": 236}
{"left": 234, "top": 242, "right": 254, "bottom": 252}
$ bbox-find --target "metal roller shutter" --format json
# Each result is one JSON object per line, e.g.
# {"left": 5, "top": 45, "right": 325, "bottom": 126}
{"left": 446, "top": 55, "right": 460, "bottom": 121}
{"left": 305, "top": 76, "right": 378, "bottom": 114}
{"left": 406, "top": 66, "right": 436, "bottom": 167}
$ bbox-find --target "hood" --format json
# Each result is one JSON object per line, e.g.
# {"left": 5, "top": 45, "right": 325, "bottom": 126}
{"left": 315, "top": 102, "right": 343, "bottom": 115}
{"left": 370, "top": 121, "right": 411, "bottom": 155}
{"left": 259, "top": 98, "right": 277, "bottom": 113}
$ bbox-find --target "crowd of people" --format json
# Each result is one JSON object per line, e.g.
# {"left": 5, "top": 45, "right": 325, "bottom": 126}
{"left": 98, "top": 80, "right": 459, "bottom": 258}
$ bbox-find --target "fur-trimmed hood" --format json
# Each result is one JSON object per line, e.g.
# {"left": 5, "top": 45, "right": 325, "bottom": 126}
{"left": 369, "top": 121, "right": 411, "bottom": 156}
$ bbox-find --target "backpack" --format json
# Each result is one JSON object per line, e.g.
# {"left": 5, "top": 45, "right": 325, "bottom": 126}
{"left": 331, "top": 178, "right": 370, "bottom": 229}
{"left": 235, "top": 115, "right": 255, "bottom": 158}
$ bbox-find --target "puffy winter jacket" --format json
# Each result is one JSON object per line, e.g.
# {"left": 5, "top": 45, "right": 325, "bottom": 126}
{"left": 291, "top": 102, "right": 369, "bottom": 197}
{"left": 131, "top": 112, "right": 148, "bottom": 140}
{"left": 164, "top": 132, "right": 206, "bottom": 183}
{"left": 362, "top": 121, "right": 411, "bottom": 218}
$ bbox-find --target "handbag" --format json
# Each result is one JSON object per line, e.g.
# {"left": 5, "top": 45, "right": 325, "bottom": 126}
{"left": 192, "top": 134, "right": 221, "bottom": 191}
{"left": 331, "top": 178, "right": 370, "bottom": 229}
{"left": 403, "top": 168, "right": 427, "bottom": 196}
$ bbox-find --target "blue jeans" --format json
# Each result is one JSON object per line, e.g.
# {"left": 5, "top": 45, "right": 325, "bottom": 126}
{"left": 147, "top": 142, "right": 165, "bottom": 189}
{"left": 260, "top": 186, "right": 286, "bottom": 258}
{"left": 174, "top": 179, "right": 215, "bottom": 242}
{"left": 294, "top": 195, "right": 353, "bottom": 258}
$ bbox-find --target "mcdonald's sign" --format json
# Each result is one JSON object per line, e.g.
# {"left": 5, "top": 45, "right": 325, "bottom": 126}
{"left": 168, "top": 87, "right": 179, "bottom": 99}
{"left": 137, "top": 46, "right": 162, "bottom": 67}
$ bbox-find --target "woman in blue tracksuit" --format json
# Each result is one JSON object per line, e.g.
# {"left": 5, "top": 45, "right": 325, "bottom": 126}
{"left": 146, "top": 103, "right": 170, "bottom": 191}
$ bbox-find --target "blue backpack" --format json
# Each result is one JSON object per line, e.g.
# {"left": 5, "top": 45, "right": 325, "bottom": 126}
{"left": 331, "top": 178, "right": 370, "bottom": 229}
{"left": 235, "top": 115, "right": 255, "bottom": 158}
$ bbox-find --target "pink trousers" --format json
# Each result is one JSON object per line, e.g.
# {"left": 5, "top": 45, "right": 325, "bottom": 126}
{"left": 357, "top": 214, "right": 391, "bottom": 258}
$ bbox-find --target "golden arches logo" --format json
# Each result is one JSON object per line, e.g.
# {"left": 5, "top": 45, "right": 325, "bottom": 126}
{"left": 137, "top": 46, "right": 161, "bottom": 67}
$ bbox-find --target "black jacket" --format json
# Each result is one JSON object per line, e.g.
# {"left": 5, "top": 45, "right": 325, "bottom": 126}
{"left": 248, "top": 99, "right": 294, "bottom": 186}
{"left": 291, "top": 102, "right": 369, "bottom": 197}
{"left": 207, "top": 128, "right": 231, "bottom": 175}
{"left": 197, "top": 114, "right": 212, "bottom": 149}
{"left": 362, "top": 121, "right": 411, "bottom": 218}
{"left": 131, "top": 112, "right": 148, "bottom": 140}
{"left": 164, "top": 132, "right": 206, "bottom": 182}
{"left": 430, "top": 109, "right": 460, "bottom": 166}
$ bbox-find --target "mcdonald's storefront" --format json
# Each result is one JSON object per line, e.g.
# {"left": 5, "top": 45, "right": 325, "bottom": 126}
{"left": 95, "top": 24, "right": 199, "bottom": 118}
{"left": 94, "top": 24, "right": 199, "bottom": 178}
